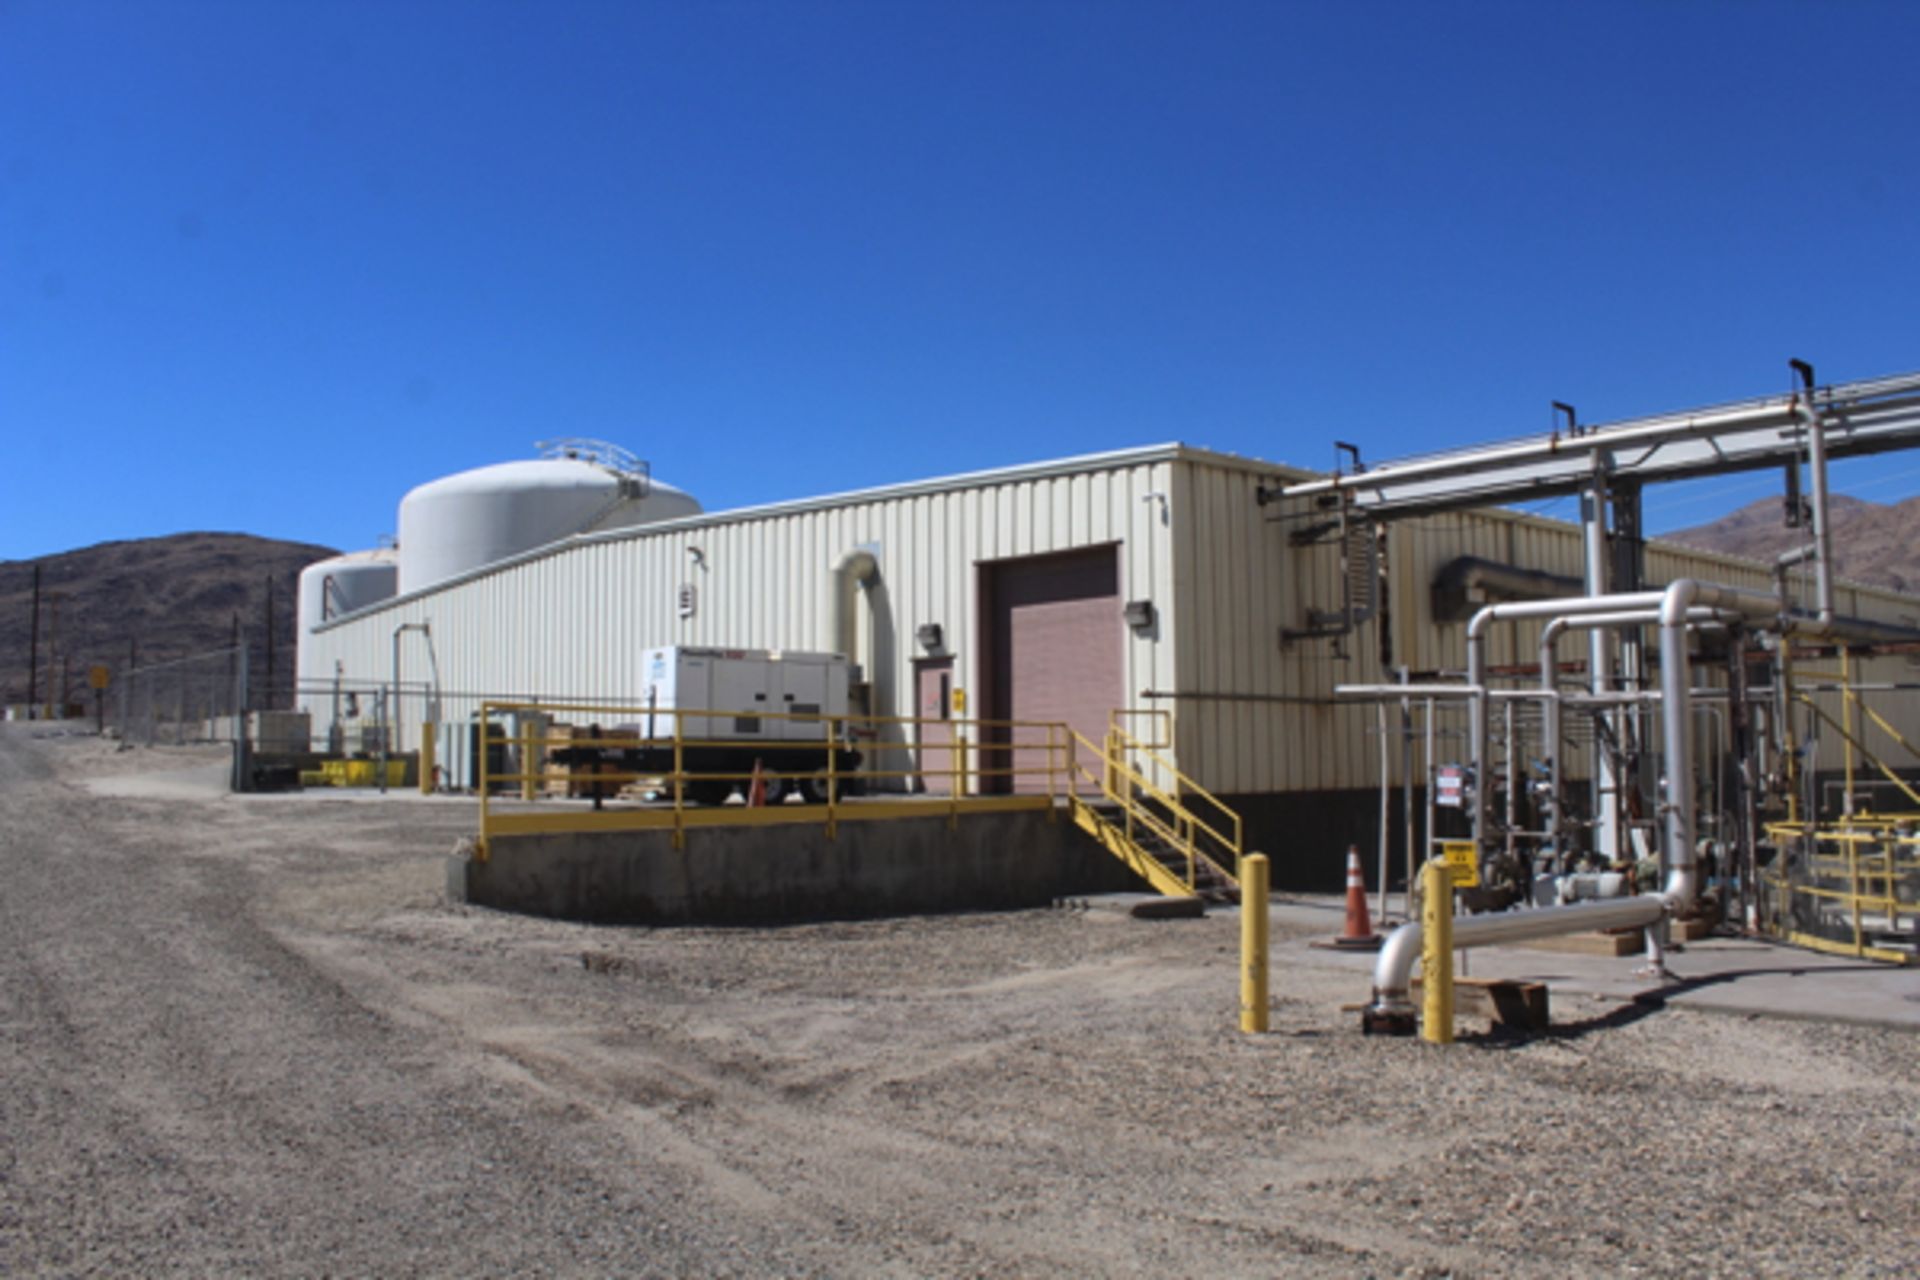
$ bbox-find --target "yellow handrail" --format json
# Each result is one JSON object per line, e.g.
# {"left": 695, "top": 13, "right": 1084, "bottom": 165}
{"left": 1792, "top": 694, "right": 1920, "bottom": 811}
{"left": 1065, "top": 725, "right": 1240, "bottom": 895}
{"left": 477, "top": 700, "right": 1091, "bottom": 855}
{"left": 1110, "top": 726, "right": 1243, "bottom": 859}
{"left": 470, "top": 701, "right": 1244, "bottom": 901}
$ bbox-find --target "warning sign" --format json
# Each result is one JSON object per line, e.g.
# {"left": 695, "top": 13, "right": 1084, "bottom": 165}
{"left": 1441, "top": 840, "right": 1479, "bottom": 888}
{"left": 88, "top": 665, "right": 110, "bottom": 690}
{"left": 1435, "top": 765, "right": 1465, "bottom": 808}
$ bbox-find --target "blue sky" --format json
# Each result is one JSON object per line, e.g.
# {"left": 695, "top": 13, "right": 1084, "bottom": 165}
{"left": 5, "top": 0, "right": 1919, "bottom": 561}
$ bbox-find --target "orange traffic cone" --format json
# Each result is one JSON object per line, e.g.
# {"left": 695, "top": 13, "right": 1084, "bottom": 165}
{"left": 747, "top": 759, "right": 767, "bottom": 808}
{"left": 1334, "top": 845, "right": 1381, "bottom": 949}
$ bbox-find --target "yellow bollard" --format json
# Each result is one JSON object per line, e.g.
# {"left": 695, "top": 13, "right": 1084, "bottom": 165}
{"left": 419, "top": 721, "right": 436, "bottom": 795}
{"left": 520, "top": 719, "right": 536, "bottom": 802}
{"left": 1240, "top": 853, "right": 1270, "bottom": 1033}
{"left": 1420, "top": 858, "right": 1455, "bottom": 1044}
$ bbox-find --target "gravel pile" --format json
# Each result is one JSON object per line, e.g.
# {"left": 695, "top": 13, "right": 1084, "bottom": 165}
{"left": 3, "top": 726, "right": 1914, "bottom": 1276}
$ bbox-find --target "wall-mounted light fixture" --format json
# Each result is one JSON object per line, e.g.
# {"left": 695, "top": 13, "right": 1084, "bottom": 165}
{"left": 915, "top": 622, "right": 944, "bottom": 651}
{"left": 1124, "top": 600, "right": 1156, "bottom": 633}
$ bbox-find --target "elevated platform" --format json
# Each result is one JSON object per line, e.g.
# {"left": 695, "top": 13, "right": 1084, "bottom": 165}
{"left": 450, "top": 803, "right": 1139, "bottom": 924}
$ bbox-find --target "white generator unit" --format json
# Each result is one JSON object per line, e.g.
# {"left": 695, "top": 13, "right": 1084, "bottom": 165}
{"left": 640, "top": 646, "right": 852, "bottom": 742}
{"left": 609, "top": 646, "right": 862, "bottom": 802}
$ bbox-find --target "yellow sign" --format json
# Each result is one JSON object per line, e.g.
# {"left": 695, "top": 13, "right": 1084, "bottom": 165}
{"left": 951, "top": 687, "right": 967, "bottom": 713}
{"left": 88, "top": 665, "right": 111, "bottom": 691}
{"left": 1440, "top": 841, "right": 1478, "bottom": 888}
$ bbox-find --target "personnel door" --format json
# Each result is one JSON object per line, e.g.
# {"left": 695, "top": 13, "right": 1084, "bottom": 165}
{"left": 914, "top": 657, "right": 957, "bottom": 794}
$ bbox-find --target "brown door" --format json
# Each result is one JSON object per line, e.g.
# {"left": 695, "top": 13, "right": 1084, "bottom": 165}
{"left": 914, "top": 657, "right": 957, "bottom": 794}
{"left": 981, "top": 545, "right": 1122, "bottom": 794}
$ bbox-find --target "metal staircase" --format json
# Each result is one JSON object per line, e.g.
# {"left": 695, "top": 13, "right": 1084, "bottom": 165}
{"left": 1067, "top": 723, "right": 1242, "bottom": 903}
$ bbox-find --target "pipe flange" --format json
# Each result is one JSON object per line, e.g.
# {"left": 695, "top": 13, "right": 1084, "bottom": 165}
{"left": 1362, "top": 1005, "right": 1417, "bottom": 1036}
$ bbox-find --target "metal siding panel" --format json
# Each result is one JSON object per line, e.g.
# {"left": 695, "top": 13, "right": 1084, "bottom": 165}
{"left": 303, "top": 448, "right": 1920, "bottom": 803}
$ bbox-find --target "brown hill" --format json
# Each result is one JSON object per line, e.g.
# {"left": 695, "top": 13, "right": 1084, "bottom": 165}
{"left": 0, "top": 533, "right": 339, "bottom": 711}
{"left": 1662, "top": 495, "right": 1920, "bottom": 595}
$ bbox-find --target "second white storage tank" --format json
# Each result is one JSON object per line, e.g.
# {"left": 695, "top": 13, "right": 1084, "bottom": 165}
{"left": 396, "top": 441, "right": 701, "bottom": 594}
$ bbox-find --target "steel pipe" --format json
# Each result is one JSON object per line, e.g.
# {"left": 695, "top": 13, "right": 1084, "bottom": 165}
{"left": 1466, "top": 592, "right": 1667, "bottom": 849}
{"left": 1801, "top": 400, "right": 1836, "bottom": 626}
{"left": 1368, "top": 895, "right": 1668, "bottom": 1025}
{"left": 1286, "top": 397, "right": 1814, "bottom": 500}
{"left": 1372, "top": 579, "right": 1786, "bottom": 1022}
{"left": 1282, "top": 371, "right": 1920, "bottom": 503}
{"left": 1538, "top": 607, "right": 1735, "bottom": 846}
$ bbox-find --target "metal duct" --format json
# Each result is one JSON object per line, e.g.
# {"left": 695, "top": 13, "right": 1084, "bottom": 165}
{"left": 834, "top": 548, "right": 879, "bottom": 670}
{"left": 1429, "top": 556, "right": 1586, "bottom": 623}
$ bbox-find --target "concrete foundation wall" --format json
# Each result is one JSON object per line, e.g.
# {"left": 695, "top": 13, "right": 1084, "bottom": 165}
{"left": 452, "top": 810, "right": 1141, "bottom": 924}
{"left": 1227, "top": 789, "right": 1414, "bottom": 894}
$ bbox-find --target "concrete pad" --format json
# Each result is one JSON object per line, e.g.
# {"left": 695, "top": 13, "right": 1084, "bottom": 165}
{"left": 1266, "top": 893, "right": 1920, "bottom": 1033}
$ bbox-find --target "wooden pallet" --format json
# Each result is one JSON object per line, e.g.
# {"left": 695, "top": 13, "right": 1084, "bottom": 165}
{"left": 1411, "top": 976, "right": 1551, "bottom": 1030}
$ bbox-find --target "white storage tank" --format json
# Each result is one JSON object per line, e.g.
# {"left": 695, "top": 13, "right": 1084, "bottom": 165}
{"left": 295, "top": 548, "right": 399, "bottom": 701}
{"left": 396, "top": 440, "right": 701, "bottom": 594}
{"left": 297, "top": 548, "right": 400, "bottom": 637}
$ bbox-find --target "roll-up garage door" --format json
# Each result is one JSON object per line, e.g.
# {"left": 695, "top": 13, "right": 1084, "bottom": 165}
{"left": 981, "top": 545, "right": 1122, "bottom": 794}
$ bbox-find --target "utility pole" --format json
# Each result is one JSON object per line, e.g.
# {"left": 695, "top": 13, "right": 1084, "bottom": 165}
{"left": 27, "top": 565, "right": 40, "bottom": 716}
{"left": 46, "top": 591, "right": 62, "bottom": 718}
{"left": 263, "top": 574, "right": 275, "bottom": 712}
{"left": 231, "top": 612, "right": 241, "bottom": 716}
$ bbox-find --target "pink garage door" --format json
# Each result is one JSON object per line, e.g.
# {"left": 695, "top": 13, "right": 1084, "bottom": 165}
{"left": 981, "top": 545, "right": 1122, "bottom": 794}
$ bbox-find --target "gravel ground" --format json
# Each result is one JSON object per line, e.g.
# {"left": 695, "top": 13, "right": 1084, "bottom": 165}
{"left": 2, "top": 724, "right": 1915, "bottom": 1277}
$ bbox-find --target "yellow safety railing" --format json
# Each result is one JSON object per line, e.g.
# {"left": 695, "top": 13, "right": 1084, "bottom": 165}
{"left": 471, "top": 700, "right": 1090, "bottom": 858}
{"left": 469, "top": 700, "right": 1244, "bottom": 902}
{"left": 1109, "top": 707, "right": 1173, "bottom": 751}
{"left": 1064, "top": 722, "right": 1241, "bottom": 898}
{"left": 1762, "top": 819, "right": 1917, "bottom": 964}
{"left": 1792, "top": 686, "right": 1920, "bottom": 811}
{"left": 1758, "top": 668, "right": 1919, "bottom": 963}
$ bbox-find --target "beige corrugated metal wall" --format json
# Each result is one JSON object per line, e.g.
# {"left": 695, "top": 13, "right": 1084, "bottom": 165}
{"left": 306, "top": 443, "right": 1920, "bottom": 797}
{"left": 303, "top": 453, "right": 1181, "bottom": 786}
{"left": 1165, "top": 454, "right": 1383, "bottom": 796}
{"left": 1166, "top": 451, "right": 1920, "bottom": 795}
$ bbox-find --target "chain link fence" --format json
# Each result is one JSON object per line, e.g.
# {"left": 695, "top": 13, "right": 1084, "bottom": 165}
{"left": 112, "top": 646, "right": 249, "bottom": 747}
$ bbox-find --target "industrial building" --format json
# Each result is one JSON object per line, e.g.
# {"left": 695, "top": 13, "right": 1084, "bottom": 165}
{"left": 295, "top": 392, "right": 1920, "bottom": 893}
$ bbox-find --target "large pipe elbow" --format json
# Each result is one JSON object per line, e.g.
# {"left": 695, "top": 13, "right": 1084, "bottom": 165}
{"left": 1659, "top": 578, "right": 1700, "bottom": 627}
{"left": 833, "top": 548, "right": 880, "bottom": 666}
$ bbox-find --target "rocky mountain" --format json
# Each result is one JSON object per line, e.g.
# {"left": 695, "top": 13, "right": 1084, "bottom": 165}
{"left": 0, "top": 533, "right": 339, "bottom": 711}
{"left": 1662, "top": 495, "right": 1920, "bottom": 594}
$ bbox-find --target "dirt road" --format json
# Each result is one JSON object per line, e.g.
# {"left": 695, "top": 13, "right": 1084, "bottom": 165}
{"left": 2, "top": 727, "right": 1915, "bottom": 1276}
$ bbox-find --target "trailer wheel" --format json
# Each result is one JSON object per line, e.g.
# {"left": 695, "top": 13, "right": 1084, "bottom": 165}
{"left": 686, "top": 778, "right": 734, "bottom": 806}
